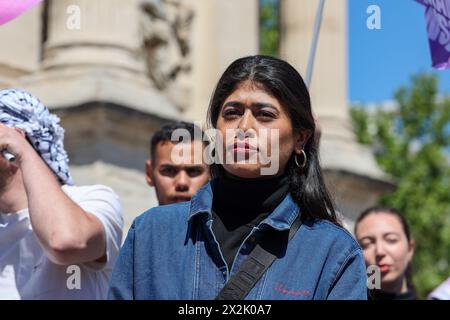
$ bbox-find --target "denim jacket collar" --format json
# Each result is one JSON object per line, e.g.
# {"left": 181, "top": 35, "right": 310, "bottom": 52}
{"left": 188, "top": 179, "right": 300, "bottom": 231}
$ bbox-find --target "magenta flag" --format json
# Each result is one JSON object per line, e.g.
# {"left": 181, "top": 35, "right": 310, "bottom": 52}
{"left": 0, "top": 0, "right": 42, "bottom": 26}
{"left": 416, "top": 0, "right": 450, "bottom": 70}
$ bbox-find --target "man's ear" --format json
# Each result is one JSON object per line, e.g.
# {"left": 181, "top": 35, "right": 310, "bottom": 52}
{"left": 145, "top": 160, "right": 154, "bottom": 187}
{"left": 293, "top": 129, "right": 312, "bottom": 154}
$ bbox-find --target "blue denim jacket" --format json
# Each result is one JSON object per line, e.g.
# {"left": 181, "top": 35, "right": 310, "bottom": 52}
{"left": 108, "top": 181, "right": 367, "bottom": 300}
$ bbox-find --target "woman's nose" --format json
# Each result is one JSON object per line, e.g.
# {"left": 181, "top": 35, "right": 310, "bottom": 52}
{"left": 237, "top": 110, "right": 256, "bottom": 138}
{"left": 375, "top": 242, "right": 387, "bottom": 257}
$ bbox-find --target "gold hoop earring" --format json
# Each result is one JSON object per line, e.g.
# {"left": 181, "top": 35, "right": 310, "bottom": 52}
{"left": 294, "top": 150, "right": 307, "bottom": 169}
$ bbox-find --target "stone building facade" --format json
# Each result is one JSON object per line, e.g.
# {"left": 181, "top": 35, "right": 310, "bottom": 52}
{"left": 0, "top": 0, "right": 393, "bottom": 232}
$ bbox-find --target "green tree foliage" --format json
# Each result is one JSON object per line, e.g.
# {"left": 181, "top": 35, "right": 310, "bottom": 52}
{"left": 351, "top": 74, "right": 450, "bottom": 298}
{"left": 259, "top": 0, "right": 279, "bottom": 57}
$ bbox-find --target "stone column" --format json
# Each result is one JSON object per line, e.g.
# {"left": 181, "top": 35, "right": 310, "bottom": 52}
{"left": 186, "top": 0, "right": 259, "bottom": 123}
{"left": 42, "top": 0, "right": 144, "bottom": 72}
{"left": 280, "top": 0, "right": 352, "bottom": 141}
{"left": 21, "top": 0, "right": 178, "bottom": 119}
{"left": 279, "top": 0, "right": 394, "bottom": 228}
{"left": 0, "top": 3, "right": 42, "bottom": 87}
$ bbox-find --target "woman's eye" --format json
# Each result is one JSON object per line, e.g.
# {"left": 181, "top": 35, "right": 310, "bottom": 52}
{"left": 386, "top": 237, "right": 398, "bottom": 244}
{"left": 257, "top": 111, "right": 275, "bottom": 119}
{"left": 360, "top": 241, "right": 372, "bottom": 249}
{"left": 223, "top": 109, "right": 240, "bottom": 117}
{"left": 359, "top": 238, "right": 374, "bottom": 249}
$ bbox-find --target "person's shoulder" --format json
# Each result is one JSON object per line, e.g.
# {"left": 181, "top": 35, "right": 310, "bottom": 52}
{"left": 303, "top": 218, "right": 361, "bottom": 252}
{"left": 62, "top": 184, "right": 118, "bottom": 199}
{"left": 133, "top": 201, "right": 191, "bottom": 230}
{"left": 62, "top": 184, "right": 121, "bottom": 208}
{"left": 61, "top": 184, "right": 123, "bottom": 220}
{"left": 131, "top": 182, "right": 213, "bottom": 235}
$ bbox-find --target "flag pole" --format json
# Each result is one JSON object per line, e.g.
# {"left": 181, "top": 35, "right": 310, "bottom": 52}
{"left": 305, "top": 0, "right": 326, "bottom": 88}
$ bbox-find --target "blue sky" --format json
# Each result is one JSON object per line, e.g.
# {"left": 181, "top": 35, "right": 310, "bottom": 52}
{"left": 349, "top": 0, "right": 450, "bottom": 103}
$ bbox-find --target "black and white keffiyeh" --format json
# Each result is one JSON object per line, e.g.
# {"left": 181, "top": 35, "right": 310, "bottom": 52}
{"left": 0, "top": 88, "right": 73, "bottom": 185}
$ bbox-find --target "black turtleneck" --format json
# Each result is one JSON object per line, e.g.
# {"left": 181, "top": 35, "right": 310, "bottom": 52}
{"left": 212, "top": 172, "right": 290, "bottom": 270}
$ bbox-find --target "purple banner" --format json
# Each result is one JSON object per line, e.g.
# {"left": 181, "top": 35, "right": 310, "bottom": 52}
{"left": 0, "top": 0, "right": 42, "bottom": 26}
{"left": 416, "top": 0, "right": 450, "bottom": 70}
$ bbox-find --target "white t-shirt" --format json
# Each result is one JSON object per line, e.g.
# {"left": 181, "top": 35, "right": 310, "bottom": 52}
{"left": 0, "top": 185, "right": 123, "bottom": 300}
{"left": 428, "top": 277, "right": 450, "bottom": 300}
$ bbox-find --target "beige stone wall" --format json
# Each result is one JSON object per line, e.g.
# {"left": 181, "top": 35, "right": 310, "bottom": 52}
{"left": 0, "top": 3, "right": 42, "bottom": 88}
{"left": 186, "top": 0, "right": 259, "bottom": 123}
{"left": 280, "top": 0, "right": 351, "bottom": 137}
{"left": 43, "top": 0, "right": 145, "bottom": 72}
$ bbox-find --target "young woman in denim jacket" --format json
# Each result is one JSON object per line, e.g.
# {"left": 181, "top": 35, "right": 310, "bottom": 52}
{"left": 108, "top": 55, "right": 368, "bottom": 300}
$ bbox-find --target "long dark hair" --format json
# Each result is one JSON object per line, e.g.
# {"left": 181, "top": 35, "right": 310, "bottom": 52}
{"left": 355, "top": 206, "right": 415, "bottom": 292}
{"left": 206, "top": 55, "right": 337, "bottom": 224}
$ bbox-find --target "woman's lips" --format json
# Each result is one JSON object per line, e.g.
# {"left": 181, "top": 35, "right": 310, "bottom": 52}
{"left": 230, "top": 142, "right": 258, "bottom": 152}
{"left": 378, "top": 264, "right": 391, "bottom": 273}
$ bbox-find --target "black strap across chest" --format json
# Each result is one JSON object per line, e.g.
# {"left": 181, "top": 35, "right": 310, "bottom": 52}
{"left": 215, "top": 215, "right": 302, "bottom": 300}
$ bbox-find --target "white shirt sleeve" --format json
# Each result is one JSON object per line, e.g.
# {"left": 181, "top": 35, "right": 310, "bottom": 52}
{"left": 62, "top": 185, "right": 124, "bottom": 271}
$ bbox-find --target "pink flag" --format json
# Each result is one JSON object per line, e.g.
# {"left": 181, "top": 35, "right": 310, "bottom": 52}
{"left": 0, "top": 0, "right": 42, "bottom": 26}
